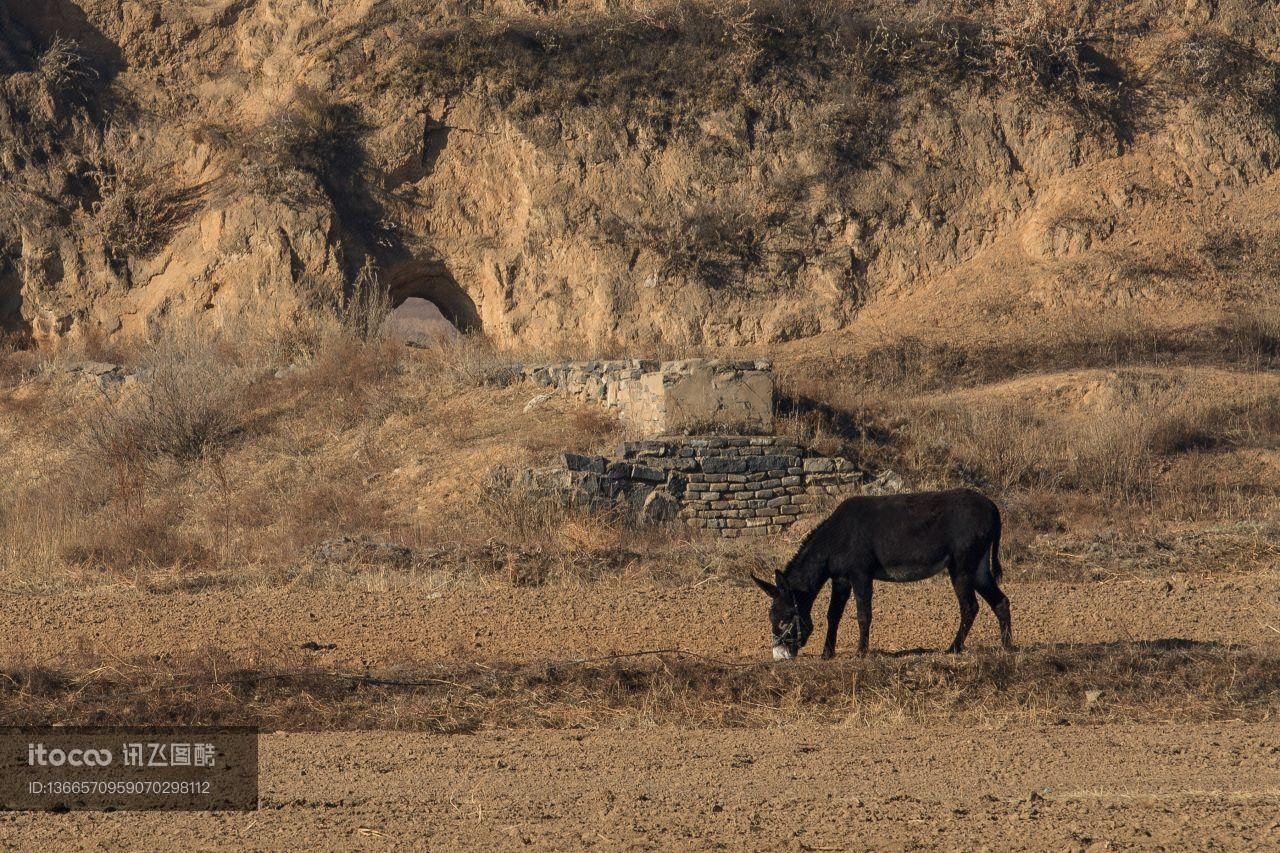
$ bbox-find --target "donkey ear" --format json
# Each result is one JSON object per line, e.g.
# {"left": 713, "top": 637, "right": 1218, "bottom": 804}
{"left": 751, "top": 574, "right": 779, "bottom": 598}
{"left": 774, "top": 570, "right": 787, "bottom": 589}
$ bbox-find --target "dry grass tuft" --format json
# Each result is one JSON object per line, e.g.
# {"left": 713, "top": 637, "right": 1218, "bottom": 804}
{"left": 1, "top": 641, "right": 1274, "bottom": 730}
{"left": 87, "top": 127, "right": 200, "bottom": 262}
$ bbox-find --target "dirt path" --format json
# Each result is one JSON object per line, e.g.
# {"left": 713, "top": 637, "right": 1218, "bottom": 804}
{"left": 0, "top": 723, "right": 1276, "bottom": 849}
{"left": 5, "top": 575, "right": 1277, "bottom": 668}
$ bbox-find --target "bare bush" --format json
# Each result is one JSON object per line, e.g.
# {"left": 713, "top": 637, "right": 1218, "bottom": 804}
{"left": 340, "top": 259, "right": 392, "bottom": 343}
{"left": 234, "top": 86, "right": 364, "bottom": 200}
{"left": 87, "top": 128, "right": 197, "bottom": 261}
{"left": 409, "top": 335, "right": 521, "bottom": 390}
{"left": 86, "top": 335, "right": 255, "bottom": 466}
{"left": 1157, "top": 30, "right": 1280, "bottom": 118}
{"left": 35, "top": 37, "right": 93, "bottom": 91}
{"left": 982, "top": 5, "right": 1111, "bottom": 113}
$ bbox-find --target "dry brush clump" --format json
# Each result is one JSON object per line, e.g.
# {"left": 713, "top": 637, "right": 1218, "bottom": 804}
{"left": 86, "top": 127, "right": 200, "bottom": 263}
{"left": 0, "top": 300, "right": 414, "bottom": 584}
{"left": 1156, "top": 28, "right": 1280, "bottom": 123}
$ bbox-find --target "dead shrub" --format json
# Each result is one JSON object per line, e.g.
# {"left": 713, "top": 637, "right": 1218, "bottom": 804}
{"left": 340, "top": 259, "right": 392, "bottom": 344}
{"left": 409, "top": 335, "right": 521, "bottom": 390}
{"left": 981, "top": 3, "right": 1116, "bottom": 119}
{"left": 1222, "top": 309, "right": 1280, "bottom": 366}
{"left": 1149, "top": 394, "right": 1280, "bottom": 454}
{"left": 60, "top": 498, "right": 208, "bottom": 578}
{"left": 87, "top": 128, "right": 198, "bottom": 262}
{"left": 1156, "top": 29, "right": 1280, "bottom": 119}
{"left": 0, "top": 331, "right": 37, "bottom": 385}
{"left": 35, "top": 36, "right": 93, "bottom": 91}
{"left": 86, "top": 336, "right": 255, "bottom": 466}
{"left": 235, "top": 86, "right": 365, "bottom": 200}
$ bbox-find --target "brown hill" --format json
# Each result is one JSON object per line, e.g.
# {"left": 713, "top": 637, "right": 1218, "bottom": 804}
{"left": 2, "top": 0, "right": 1278, "bottom": 349}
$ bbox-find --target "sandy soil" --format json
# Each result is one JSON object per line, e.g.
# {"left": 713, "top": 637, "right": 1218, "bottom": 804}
{"left": 0, "top": 723, "right": 1276, "bottom": 850}
{"left": 4, "top": 574, "right": 1277, "bottom": 668}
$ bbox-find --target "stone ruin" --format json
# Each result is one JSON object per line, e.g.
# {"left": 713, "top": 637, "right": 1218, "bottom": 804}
{"left": 510, "top": 356, "right": 904, "bottom": 537}
{"left": 516, "top": 436, "right": 902, "bottom": 538}
{"left": 522, "top": 359, "right": 774, "bottom": 435}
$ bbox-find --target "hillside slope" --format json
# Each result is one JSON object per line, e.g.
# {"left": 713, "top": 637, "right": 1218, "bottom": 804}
{"left": 1, "top": 0, "right": 1278, "bottom": 349}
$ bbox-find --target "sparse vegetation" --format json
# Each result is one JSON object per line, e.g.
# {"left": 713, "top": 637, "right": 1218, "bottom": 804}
{"left": 88, "top": 165, "right": 192, "bottom": 262}
{"left": 1157, "top": 29, "right": 1280, "bottom": 121}
{"left": 1, "top": 641, "right": 1275, "bottom": 729}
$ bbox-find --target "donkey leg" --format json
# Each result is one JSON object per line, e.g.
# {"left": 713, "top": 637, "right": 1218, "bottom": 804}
{"left": 946, "top": 572, "right": 979, "bottom": 654}
{"left": 853, "top": 576, "right": 874, "bottom": 657}
{"left": 976, "top": 583, "right": 1014, "bottom": 650}
{"left": 822, "top": 578, "right": 852, "bottom": 659}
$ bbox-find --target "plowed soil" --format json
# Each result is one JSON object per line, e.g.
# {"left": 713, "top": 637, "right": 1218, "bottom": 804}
{"left": 0, "top": 724, "right": 1276, "bottom": 849}
{"left": 5, "top": 575, "right": 1278, "bottom": 668}
{"left": 0, "top": 573, "right": 1277, "bottom": 847}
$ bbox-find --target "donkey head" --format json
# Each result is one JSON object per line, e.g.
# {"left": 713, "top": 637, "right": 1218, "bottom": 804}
{"left": 751, "top": 571, "right": 812, "bottom": 660}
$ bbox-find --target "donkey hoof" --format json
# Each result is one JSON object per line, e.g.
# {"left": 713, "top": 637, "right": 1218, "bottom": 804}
{"left": 821, "top": 649, "right": 836, "bottom": 660}
{"left": 945, "top": 644, "right": 964, "bottom": 654}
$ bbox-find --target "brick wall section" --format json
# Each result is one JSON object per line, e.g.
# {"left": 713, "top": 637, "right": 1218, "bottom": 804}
{"left": 520, "top": 436, "right": 868, "bottom": 537}
{"left": 523, "top": 358, "right": 773, "bottom": 435}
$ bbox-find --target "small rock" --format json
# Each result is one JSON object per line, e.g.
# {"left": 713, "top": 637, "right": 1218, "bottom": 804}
{"left": 640, "top": 489, "right": 679, "bottom": 524}
{"left": 1084, "top": 689, "right": 1103, "bottom": 706}
{"left": 67, "top": 360, "right": 121, "bottom": 377}
{"left": 523, "top": 393, "right": 553, "bottom": 413}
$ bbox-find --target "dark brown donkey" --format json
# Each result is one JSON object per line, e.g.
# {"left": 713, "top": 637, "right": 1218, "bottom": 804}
{"left": 752, "top": 488, "right": 1013, "bottom": 659}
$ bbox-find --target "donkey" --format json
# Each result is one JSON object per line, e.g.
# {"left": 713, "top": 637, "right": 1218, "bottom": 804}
{"left": 752, "top": 488, "right": 1012, "bottom": 659}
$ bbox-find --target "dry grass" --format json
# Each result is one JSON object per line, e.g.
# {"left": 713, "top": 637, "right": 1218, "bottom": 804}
{"left": 787, "top": 309, "right": 1280, "bottom": 400}
{"left": 0, "top": 641, "right": 1274, "bottom": 730}
{"left": 86, "top": 127, "right": 201, "bottom": 262}
{"left": 0, "top": 299, "right": 725, "bottom": 590}
{"left": 774, "top": 312, "right": 1280, "bottom": 572}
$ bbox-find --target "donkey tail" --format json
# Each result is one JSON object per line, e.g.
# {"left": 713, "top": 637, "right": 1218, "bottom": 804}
{"left": 990, "top": 513, "right": 1004, "bottom": 583}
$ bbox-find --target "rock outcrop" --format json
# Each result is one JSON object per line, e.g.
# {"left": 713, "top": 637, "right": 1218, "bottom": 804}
{"left": 2, "top": 2, "right": 1277, "bottom": 347}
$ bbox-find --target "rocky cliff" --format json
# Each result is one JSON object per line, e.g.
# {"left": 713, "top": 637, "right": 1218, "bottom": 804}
{"left": 1, "top": 0, "right": 1277, "bottom": 348}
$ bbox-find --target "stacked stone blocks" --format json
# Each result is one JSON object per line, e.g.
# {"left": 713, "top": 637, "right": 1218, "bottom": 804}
{"left": 535, "top": 436, "right": 864, "bottom": 537}
{"left": 523, "top": 358, "right": 773, "bottom": 435}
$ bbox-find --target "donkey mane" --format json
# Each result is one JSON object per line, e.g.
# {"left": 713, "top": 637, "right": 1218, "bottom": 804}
{"left": 779, "top": 512, "right": 839, "bottom": 587}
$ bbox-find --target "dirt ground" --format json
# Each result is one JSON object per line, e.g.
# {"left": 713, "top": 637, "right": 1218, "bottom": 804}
{"left": 4, "top": 574, "right": 1278, "bottom": 669}
{"left": 0, "top": 572, "right": 1276, "bottom": 848}
{"left": 0, "top": 723, "right": 1276, "bottom": 849}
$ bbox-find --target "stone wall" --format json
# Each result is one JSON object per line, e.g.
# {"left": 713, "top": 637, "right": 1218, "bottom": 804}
{"left": 523, "top": 358, "right": 773, "bottom": 436}
{"left": 515, "top": 436, "right": 903, "bottom": 537}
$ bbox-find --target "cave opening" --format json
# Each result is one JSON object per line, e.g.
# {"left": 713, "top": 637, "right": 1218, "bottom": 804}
{"left": 379, "top": 259, "right": 479, "bottom": 344}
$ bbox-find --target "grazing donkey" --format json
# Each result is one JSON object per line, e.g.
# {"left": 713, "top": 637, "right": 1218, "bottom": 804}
{"left": 752, "top": 488, "right": 1013, "bottom": 659}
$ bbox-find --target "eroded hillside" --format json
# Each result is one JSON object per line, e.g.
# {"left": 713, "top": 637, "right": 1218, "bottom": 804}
{"left": 1, "top": 0, "right": 1278, "bottom": 349}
